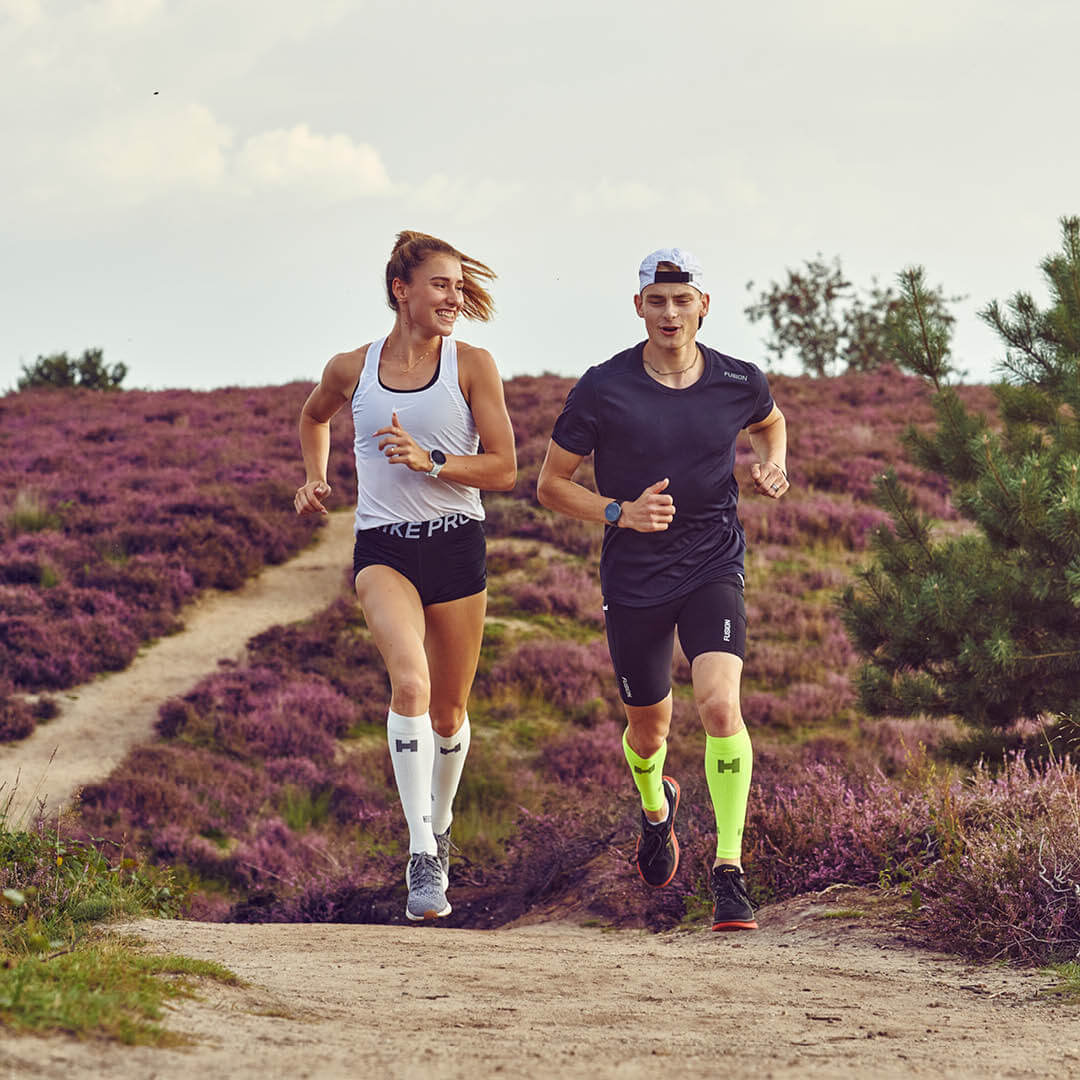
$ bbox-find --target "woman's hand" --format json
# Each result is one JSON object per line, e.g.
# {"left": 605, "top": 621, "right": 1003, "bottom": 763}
{"left": 373, "top": 411, "right": 433, "bottom": 473}
{"left": 295, "top": 480, "right": 332, "bottom": 515}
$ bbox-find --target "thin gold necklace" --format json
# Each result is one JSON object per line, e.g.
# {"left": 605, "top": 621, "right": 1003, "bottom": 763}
{"left": 644, "top": 351, "right": 700, "bottom": 377}
{"left": 388, "top": 342, "right": 436, "bottom": 371}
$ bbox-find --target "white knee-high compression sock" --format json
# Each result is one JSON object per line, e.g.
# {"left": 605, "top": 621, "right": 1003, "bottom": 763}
{"left": 431, "top": 714, "right": 471, "bottom": 835}
{"left": 387, "top": 710, "right": 437, "bottom": 855}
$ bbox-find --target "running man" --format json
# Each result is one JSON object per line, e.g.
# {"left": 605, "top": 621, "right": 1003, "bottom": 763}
{"left": 536, "top": 247, "right": 788, "bottom": 930}
{"left": 295, "top": 231, "right": 516, "bottom": 922}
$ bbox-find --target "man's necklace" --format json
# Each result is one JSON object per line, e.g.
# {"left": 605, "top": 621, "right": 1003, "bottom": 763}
{"left": 644, "top": 353, "right": 700, "bottom": 377}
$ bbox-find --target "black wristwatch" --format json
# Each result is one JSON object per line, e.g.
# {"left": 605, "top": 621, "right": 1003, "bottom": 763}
{"left": 604, "top": 500, "right": 623, "bottom": 526}
{"left": 427, "top": 449, "right": 447, "bottom": 478}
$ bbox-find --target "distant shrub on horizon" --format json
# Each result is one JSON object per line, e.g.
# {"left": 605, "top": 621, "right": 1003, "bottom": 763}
{"left": 16, "top": 348, "right": 127, "bottom": 392}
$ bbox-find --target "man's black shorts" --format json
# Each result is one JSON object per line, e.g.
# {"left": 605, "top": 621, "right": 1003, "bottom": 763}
{"left": 603, "top": 576, "right": 747, "bottom": 707}
{"left": 352, "top": 513, "right": 486, "bottom": 606}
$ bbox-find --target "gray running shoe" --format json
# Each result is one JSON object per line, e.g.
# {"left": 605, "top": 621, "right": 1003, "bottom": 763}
{"left": 434, "top": 827, "right": 453, "bottom": 881}
{"left": 404, "top": 852, "right": 451, "bottom": 922}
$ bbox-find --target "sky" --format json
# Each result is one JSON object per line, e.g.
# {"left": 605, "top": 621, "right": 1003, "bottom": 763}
{"left": 2, "top": 0, "right": 1078, "bottom": 393}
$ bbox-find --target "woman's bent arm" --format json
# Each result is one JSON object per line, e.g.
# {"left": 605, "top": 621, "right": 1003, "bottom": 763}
{"left": 435, "top": 345, "right": 516, "bottom": 491}
{"left": 295, "top": 351, "right": 361, "bottom": 515}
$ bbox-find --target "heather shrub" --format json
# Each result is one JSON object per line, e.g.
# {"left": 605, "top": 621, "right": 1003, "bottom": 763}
{"left": 154, "top": 667, "right": 356, "bottom": 763}
{"left": 483, "top": 495, "right": 600, "bottom": 557}
{"left": 228, "top": 817, "right": 335, "bottom": 891}
{"left": 741, "top": 494, "right": 889, "bottom": 550}
{"left": 0, "top": 682, "right": 35, "bottom": 741}
{"left": 265, "top": 756, "right": 325, "bottom": 789}
{"left": 911, "top": 755, "right": 1080, "bottom": 963}
{"left": 245, "top": 600, "right": 389, "bottom": 729}
{"left": 78, "top": 745, "right": 272, "bottom": 841}
{"left": 485, "top": 542, "right": 542, "bottom": 575}
{"left": 500, "top": 560, "right": 603, "bottom": 625}
{"left": 480, "top": 638, "right": 619, "bottom": 723}
{"left": 0, "top": 382, "right": 353, "bottom": 716}
{"left": 541, "top": 721, "right": 627, "bottom": 787}
{"left": 745, "top": 758, "right": 938, "bottom": 902}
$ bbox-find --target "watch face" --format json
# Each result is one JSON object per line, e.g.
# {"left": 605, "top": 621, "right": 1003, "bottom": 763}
{"left": 604, "top": 501, "right": 622, "bottom": 524}
{"left": 430, "top": 450, "right": 447, "bottom": 465}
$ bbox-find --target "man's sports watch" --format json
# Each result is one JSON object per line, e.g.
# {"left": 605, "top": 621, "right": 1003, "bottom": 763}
{"left": 427, "top": 449, "right": 447, "bottom": 478}
{"left": 604, "top": 500, "right": 623, "bottom": 526}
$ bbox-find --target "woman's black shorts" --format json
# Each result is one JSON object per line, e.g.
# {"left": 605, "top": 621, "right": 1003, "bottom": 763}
{"left": 603, "top": 576, "right": 747, "bottom": 707}
{"left": 352, "top": 513, "right": 486, "bottom": 606}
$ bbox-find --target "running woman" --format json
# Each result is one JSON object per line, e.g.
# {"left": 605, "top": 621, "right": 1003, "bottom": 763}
{"left": 536, "top": 248, "right": 788, "bottom": 930}
{"left": 295, "top": 231, "right": 516, "bottom": 922}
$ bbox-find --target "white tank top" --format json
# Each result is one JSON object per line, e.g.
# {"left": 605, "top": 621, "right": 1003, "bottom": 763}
{"left": 352, "top": 336, "right": 484, "bottom": 531}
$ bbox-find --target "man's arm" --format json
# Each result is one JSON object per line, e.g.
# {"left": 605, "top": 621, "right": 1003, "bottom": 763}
{"left": 745, "top": 404, "right": 789, "bottom": 499}
{"left": 536, "top": 441, "right": 676, "bottom": 532}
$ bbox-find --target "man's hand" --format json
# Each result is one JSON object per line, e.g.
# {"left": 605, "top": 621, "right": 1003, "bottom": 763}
{"left": 619, "top": 478, "right": 676, "bottom": 532}
{"left": 750, "top": 461, "right": 788, "bottom": 499}
{"left": 295, "top": 480, "right": 332, "bottom": 515}
{"left": 373, "top": 411, "right": 433, "bottom": 473}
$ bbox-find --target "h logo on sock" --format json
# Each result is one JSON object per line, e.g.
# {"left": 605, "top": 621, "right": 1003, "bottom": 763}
{"left": 439, "top": 742, "right": 462, "bottom": 755}
{"left": 395, "top": 738, "right": 419, "bottom": 753}
{"left": 716, "top": 757, "right": 741, "bottom": 774}
{"left": 633, "top": 763, "right": 656, "bottom": 774}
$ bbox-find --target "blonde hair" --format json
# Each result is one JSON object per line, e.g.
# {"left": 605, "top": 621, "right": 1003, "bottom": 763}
{"left": 385, "top": 230, "right": 496, "bottom": 322}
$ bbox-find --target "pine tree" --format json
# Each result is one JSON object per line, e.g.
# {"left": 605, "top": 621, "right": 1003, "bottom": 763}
{"left": 841, "top": 219, "right": 1080, "bottom": 730}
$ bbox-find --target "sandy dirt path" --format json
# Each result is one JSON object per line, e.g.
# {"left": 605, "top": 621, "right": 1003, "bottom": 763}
{"left": 0, "top": 900, "right": 1075, "bottom": 1080}
{"left": 0, "top": 512, "right": 355, "bottom": 823}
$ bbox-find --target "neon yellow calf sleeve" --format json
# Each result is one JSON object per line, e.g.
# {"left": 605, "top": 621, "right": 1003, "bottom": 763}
{"left": 622, "top": 729, "right": 667, "bottom": 814}
{"left": 705, "top": 727, "right": 753, "bottom": 860}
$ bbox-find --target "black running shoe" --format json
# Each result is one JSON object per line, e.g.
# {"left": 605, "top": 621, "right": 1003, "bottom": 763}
{"left": 635, "top": 776, "right": 680, "bottom": 888}
{"left": 710, "top": 864, "right": 757, "bottom": 931}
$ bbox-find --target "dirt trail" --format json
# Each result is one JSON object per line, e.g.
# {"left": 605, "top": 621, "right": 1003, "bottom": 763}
{"left": 0, "top": 512, "right": 355, "bottom": 823}
{"left": 0, "top": 510, "right": 1076, "bottom": 1077}
{"left": 0, "top": 901, "right": 1075, "bottom": 1079}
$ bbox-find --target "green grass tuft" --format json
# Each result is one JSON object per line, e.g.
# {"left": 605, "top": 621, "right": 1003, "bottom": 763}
{"left": 0, "top": 942, "right": 241, "bottom": 1044}
{"left": 0, "top": 812, "right": 240, "bottom": 1044}
{"left": 1040, "top": 962, "right": 1080, "bottom": 1002}
{"left": 7, "top": 488, "right": 61, "bottom": 535}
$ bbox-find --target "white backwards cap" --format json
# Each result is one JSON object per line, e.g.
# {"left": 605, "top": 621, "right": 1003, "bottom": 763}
{"left": 638, "top": 247, "right": 707, "bottom": 296}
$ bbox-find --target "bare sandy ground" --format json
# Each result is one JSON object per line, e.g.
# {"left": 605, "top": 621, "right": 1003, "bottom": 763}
{"left": 0, "top": 511, "right": 1077, "bottom": 1077}
{"left": 0, "top": 512, "right": 355, "bottom": 823}
{"left": 0, "top": 900, "right": 1075, "bottom": 1080}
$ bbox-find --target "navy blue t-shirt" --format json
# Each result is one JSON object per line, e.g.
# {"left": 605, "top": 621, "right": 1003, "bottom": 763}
{"left": 551, "top": 341, "right": 775, "bottom": 606}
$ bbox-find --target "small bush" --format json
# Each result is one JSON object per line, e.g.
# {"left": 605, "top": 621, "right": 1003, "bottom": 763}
{"left": 17, "top": 349, "right": 127, "bottom": 392}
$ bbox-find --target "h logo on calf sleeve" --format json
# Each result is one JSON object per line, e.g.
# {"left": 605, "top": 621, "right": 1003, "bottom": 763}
{"left": 633, "top": 763, "right": 656, "bottom": 775}
{"left": 395, "top": 739, "right": 419, "bottom": 753}
{"left": 439, "top": 742, "right": 462, "bottom": 755}
{"left": 716, "top": 757, "right": 741, "bottom": 774}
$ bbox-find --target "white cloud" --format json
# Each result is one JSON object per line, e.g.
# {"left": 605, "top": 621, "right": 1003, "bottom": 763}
{"left": 235, "top": 124, "right": 390, "bottom": 200}
{"left": 55, "top": 108, "right": 395, "bottom": 208}
{"left": 71, "top": 102, "right": 233, "bottom": 200}
{"left": 1, "top": 0, "right": 163, "bottom": 35}
{"left": 0, "top": 0, "right": 41, "bottom": 25}
{"left": 95, "top": 0, "right": 163, "bottom": 27}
